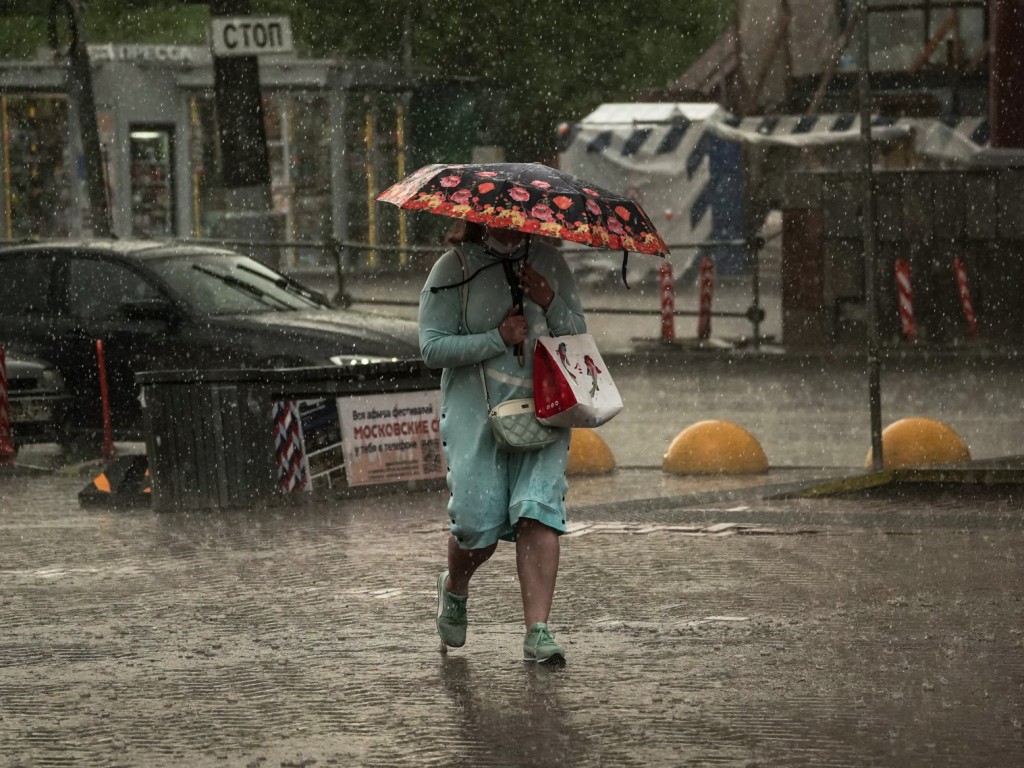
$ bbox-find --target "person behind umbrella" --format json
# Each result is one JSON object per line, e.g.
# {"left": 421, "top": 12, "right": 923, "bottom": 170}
{"left": 419, "top": 219, "right": 586, "bottom": 665}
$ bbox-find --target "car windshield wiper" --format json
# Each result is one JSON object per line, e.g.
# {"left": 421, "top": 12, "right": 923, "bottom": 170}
{"left": 236, "top": 264, "right": 330, "bottom": 307}
{"left": 191, "top": 264, "right": 292, "bottom": 310}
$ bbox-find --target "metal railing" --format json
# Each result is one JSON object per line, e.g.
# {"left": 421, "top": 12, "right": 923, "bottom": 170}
{"left": 1, "top": 233, "right": 773, "bottom": 345}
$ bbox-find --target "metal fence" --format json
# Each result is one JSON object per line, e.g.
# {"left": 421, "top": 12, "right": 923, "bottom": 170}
{"left": 0, "top": 233, "right": 774, "bottom": 345}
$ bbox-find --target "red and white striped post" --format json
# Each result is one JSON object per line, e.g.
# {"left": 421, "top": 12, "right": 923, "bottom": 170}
{"left": 658, "top": 260, "right": 675, "bottom": 343}
{"left": 894, "top": 258, "right": 917, "bottom": 343}
{"left": 95, "top": 340, "right": 116, "bottom": 462}
{"left": 953, "top": 257, "right": 979, "bottom": 339}
{"left": 696, "top": 257, "right": 715, "bottom": 341}
{"left": 0, "top": 347, "right": 16, "bottom": 465}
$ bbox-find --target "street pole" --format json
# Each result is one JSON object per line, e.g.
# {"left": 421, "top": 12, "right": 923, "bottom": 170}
{"left": 63, "top": 0, "right": 111, "bottom": 237}
{"left": 856, "top": 0, "right": 884, "bottom": 471}
{"left": 209, "top": 0, "right": 274, "bottom": 259}
{"left": 990, "top": 0, "right": 1024, "bottom": 148}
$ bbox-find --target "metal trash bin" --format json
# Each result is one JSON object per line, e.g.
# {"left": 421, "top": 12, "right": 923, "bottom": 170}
{"left": 138, "top": 361, "right": 440, "bottom": 512}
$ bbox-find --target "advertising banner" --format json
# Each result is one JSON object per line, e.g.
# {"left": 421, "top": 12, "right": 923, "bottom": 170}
{"left": 338, "top": 390, "right": 444, "bottom": 486}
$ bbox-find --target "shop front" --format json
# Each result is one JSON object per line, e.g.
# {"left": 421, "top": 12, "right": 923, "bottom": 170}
{"left": 0, "top": 45, "right": 422, "bottom": 269}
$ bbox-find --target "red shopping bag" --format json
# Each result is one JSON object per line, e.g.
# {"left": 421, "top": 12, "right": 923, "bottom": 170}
{"left": 533, "top": 335, "right": 623, "bottom": 428}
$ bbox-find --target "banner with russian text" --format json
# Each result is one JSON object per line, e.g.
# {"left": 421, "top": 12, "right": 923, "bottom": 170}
{"left": 337, "top": 390, "right": 444, "bottom": 486}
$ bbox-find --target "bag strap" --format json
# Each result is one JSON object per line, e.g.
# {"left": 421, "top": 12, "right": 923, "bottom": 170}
{"left": 453, "top": 247, "right": 494, "bottom": 411}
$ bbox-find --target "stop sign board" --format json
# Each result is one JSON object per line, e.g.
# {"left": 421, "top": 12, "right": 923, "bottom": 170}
{"left": 209, "top": 16, "right": 294, "bottom": 57}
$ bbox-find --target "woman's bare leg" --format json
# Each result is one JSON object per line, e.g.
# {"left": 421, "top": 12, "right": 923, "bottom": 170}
{"left": 446, "top": 534, "right": 496, "bottom": 595}
{"left": 515, "top": 518, "right": 560, "bottom": 627}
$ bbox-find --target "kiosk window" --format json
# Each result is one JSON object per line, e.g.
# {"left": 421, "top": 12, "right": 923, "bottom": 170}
{"left": 130, "top": 126, "right": 175, "bottom": 237}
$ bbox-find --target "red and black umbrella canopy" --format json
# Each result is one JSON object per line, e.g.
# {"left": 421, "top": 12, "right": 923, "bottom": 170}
{"left": 377, "top": 162, "right": 669, "bottom": 256}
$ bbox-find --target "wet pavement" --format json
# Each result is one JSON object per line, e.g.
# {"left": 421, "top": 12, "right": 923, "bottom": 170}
{"left": 3, "top": 276, "right": 1024, "bottom": 766}
{"left": 2, "top": 468, "right": 1023, "bottom": 768}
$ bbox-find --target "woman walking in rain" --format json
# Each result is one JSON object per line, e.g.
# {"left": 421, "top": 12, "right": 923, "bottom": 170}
{"left": 418, "top": 220, "right": 586, "bottom": 665}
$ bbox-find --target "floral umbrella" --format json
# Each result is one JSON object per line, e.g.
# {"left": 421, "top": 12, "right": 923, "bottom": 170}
{"left": 376, "top": 162, "right": 669, "bottom": 256}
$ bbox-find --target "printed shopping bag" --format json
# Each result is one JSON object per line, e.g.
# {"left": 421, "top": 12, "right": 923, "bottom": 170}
{"left": 533, "top": 334, "right": 623, "bottom": 428}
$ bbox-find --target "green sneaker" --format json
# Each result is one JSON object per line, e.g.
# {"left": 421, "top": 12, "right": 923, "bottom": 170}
{"left": 523, "top": 622, "right": 565, "bottom": 665}
{"left": 436, "top": 570, "right": 467, "bottom": 648}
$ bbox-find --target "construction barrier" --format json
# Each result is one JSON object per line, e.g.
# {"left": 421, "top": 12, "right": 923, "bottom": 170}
{"left": 894, "top": 258, "right": 917, "bottom": 343}
{"left": 272, "top": 399, "right": 310, "bottom": 493}
{"left": 658, "top": 260, "right": 675, "bottom": 342}
{"left": 953, "top": 257, "right": 979, "bottom": 339}
{"left": 0, "top": 347, "right": 15, "bottom": 465}
{"left": 696, "top": 257, "right": 715, "bottom": 341}
{"left": 137, "top": 361, "right": 441, "bottom": 512}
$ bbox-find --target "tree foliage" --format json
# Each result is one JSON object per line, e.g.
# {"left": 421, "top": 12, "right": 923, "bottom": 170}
{"left": 2, "top": 0, "right": 732, "bottom": 160}
{"left": 260, "top": 0, "right": 731, "bottom": 159}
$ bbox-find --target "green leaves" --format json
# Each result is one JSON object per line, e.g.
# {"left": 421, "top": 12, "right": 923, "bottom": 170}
{"left": 1, "top": 0, "right": 730, "bottom": 160}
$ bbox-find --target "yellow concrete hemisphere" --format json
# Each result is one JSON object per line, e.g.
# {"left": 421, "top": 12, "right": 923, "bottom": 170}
{"left": 566, "top": 428, "right": 616, "bottom": 475}
{"left": 866, "top": 417, "right": 971, "bottom": 469}
{"left": 662, "top": 420, "right": 768, "bottom": 475}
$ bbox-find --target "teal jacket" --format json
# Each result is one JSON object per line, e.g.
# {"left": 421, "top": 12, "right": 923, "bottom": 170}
{"left": 419, "top": 240, "right": 586, "bottom": 412}
{"left": 419, "top": 239, "right": 587, "bottom": 544}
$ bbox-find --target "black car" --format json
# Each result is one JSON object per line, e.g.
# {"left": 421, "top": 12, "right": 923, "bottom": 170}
{"left": 0, "top": 240, "right": 420, "bottom": 448}
{"left": 4, "top": 351, "right": 68, "bottom": 449}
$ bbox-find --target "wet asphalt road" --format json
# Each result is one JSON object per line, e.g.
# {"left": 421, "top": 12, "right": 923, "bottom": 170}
{"left": 4, "top": 271, "right": 1024, "bottom": 766}
{"left": 2, "top": 467, "right": 1024, "bottom": 767}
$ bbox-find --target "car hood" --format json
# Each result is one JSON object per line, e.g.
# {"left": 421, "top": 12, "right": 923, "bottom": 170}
{"left": 208, "top": 308, "right": 421, "bottom": 360}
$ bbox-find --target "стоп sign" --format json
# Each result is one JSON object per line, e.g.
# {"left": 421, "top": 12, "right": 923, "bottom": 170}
{"left": 209, "top": 16, "right": 294, "bottom": 57}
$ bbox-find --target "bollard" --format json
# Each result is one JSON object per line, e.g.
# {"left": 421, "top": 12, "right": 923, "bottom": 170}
{"left": 696, "top": 257, "right": 714, "bottom": 341}
{"left": 95, "top": 340, "right": 116, "bottom": 462}
{"left": 953, "top": 257, "right": 979, "bottom": 339}
{"left": 865, "top": 417, "right": 970, "bottom": 469}
{"left": 566, "top": 428, "right": 616, "bottom": 475}
{"left": 0, "top": 347, "right": 15, "bottom": 465}
{"left": 658, "top": 260, "right": 675, "bottom": 343}
{"left": 894, "top": 258, "right": 917, "bottom": 343}
{"left": 662, "top": 420, "right": 768, "bottom": 475}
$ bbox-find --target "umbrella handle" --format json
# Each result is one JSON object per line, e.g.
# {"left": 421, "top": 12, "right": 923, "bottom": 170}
{"left": 514, "top": 235, "right": 531, "bottom": 367}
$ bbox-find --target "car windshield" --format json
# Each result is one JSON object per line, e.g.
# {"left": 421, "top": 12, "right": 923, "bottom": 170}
{"left": 147, "top": 252, "right": 330, "bottom": 315}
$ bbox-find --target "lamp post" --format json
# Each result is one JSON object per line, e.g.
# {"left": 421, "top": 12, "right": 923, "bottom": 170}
{"left": 856, "top": 0, "right": 884, "bottom": 471}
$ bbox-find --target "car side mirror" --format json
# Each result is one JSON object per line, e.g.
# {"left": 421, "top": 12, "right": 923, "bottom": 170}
{"left": 120, "top": 298, "right": 179, "bottom": 324}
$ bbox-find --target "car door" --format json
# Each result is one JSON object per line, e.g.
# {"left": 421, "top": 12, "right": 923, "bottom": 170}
{"left": 54, "top": 253, "right": 172, "bottom": 435}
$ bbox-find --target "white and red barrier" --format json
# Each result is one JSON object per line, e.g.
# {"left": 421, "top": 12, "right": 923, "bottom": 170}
{"left": 894, "top": 258, "right": 917, "bottom": 343}
{"left": 273, "top": 399, "right": 309, "bottom": 492}
{"left": 0, "top": 347, "right": 15, "bottom": 465}
{"left": 953, "top": 257, "right": 979, "bottom": 339}
{"left": 658, "top": 260, "right": 675, "bottom": 343}
{"left": 696, "top": 257, "right": 715, "bottom": 341}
